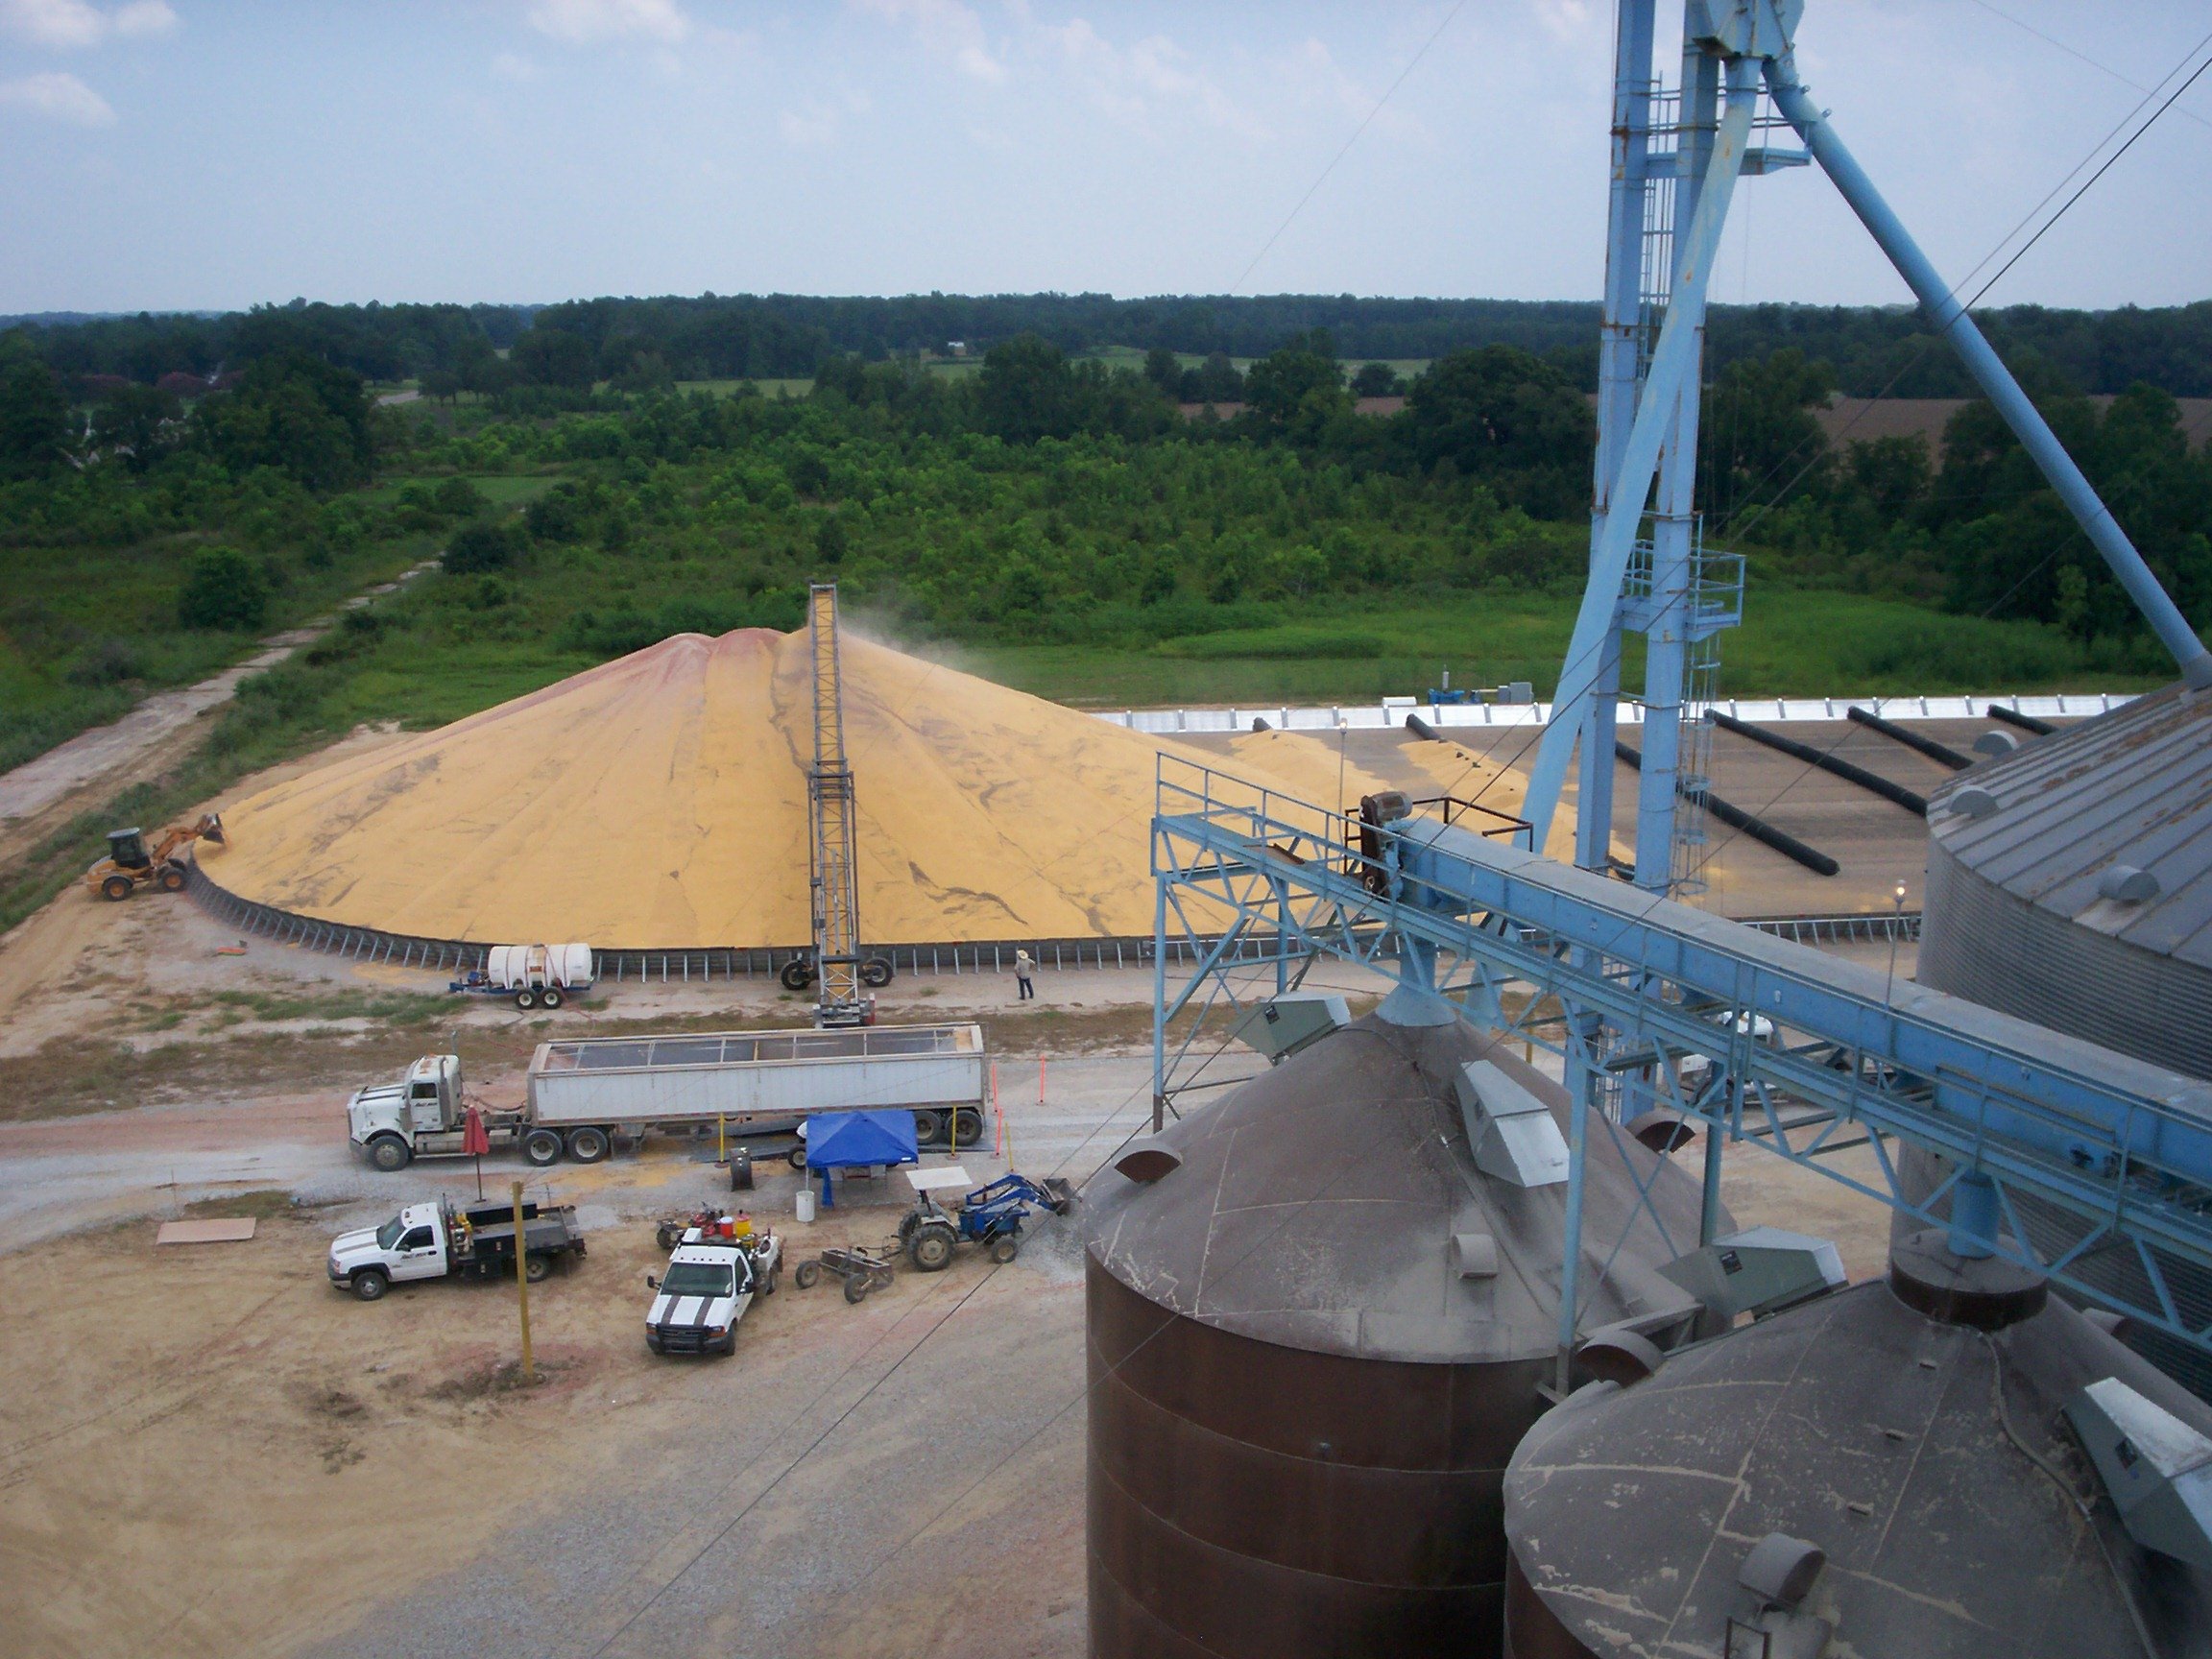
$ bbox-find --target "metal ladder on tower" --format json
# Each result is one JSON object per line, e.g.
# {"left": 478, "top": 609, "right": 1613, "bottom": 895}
{"left": 806, "top": 583, "right": 868, "bottom": 1027}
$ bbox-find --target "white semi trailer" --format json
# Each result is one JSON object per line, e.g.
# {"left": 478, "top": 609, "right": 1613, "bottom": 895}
{"left": 348, "top": 1022, "right": 988, "bottom": 1171}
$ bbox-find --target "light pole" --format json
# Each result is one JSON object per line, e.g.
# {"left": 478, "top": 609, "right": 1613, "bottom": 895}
{"left": 1884, "top": 878, "right": 1908, "bottom": 1004}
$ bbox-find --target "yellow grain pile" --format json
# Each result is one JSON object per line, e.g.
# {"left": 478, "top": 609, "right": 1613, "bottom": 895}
{"left": 200, "top": 630, "right": 1397, "bottom": 948}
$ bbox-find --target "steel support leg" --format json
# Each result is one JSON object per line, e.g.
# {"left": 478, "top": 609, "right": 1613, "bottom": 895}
{"left": 1152, "top": 875, "right": 1168, "bottom": 1134}
{"left": 1558, "top": 1024, "right": 1596, "bottom": 1392}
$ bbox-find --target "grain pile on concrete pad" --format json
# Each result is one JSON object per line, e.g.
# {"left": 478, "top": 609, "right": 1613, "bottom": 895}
{"left": 1394, "top": 727, "right": 1612, "bottom": 860}
{"left": 201, "top": 630, "right": 1395, "bottom": 949}
{"left": 1221, "top": 727, "right": 1398, "bottom": 816}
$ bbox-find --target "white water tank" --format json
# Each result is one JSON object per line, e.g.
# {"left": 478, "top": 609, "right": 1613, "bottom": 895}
{"left": 486, "top": 943, "right": 595, "bottom": 989}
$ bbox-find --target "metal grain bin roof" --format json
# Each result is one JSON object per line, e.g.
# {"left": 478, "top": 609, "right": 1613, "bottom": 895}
{"left": 1081, "top": 1015, "right": 1710, "bottom": 1365}
{"left": 1927, "top": 683, "right": 2212, "bottom": 970}
{"left": 1503, "top": 1277, "right": 2212, "bottom": 1659}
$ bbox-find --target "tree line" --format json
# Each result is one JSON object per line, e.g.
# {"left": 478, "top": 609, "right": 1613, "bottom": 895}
{"left": 9, "top": 291, "right": 2212, "bottom": 397}
{"left": 5, "top": 309, "right": 2210, "bottom": 679}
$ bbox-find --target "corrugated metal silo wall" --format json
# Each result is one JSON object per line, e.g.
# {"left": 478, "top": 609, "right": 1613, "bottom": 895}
{"left": 1087, "top": 1256, "right": 1534, "bottom": 1659}
{"left": 1921, "top": 840, "right": 2212, "bottom": 1397}
{"left": 1921, "top": 841, "right": 2212, "bottom": 1080}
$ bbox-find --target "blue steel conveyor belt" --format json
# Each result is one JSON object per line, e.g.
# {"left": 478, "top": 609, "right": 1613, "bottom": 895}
{"left": 1153, "top": 756, "right": 2212, "bottom": 1358}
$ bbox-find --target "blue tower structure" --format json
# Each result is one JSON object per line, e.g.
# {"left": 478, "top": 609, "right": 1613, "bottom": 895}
{"left": 1527, "top": 0, "right": 2212, "bottom": 891}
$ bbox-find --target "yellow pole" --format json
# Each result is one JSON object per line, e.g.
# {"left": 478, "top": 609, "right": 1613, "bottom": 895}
{"left": 718, "top": 1113, "right": 727, "bottom": 1166}
{"left": 511, "top": 1179, "right": 534, "bottom": 1385}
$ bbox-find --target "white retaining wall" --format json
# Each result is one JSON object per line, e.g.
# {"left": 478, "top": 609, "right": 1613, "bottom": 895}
{"left": 1098, "top": 690, "right": 2140, "bottom": 735}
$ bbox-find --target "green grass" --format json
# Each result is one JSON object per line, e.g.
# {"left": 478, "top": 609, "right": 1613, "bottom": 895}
{"left": 956, "top": 589, "right": 2155, "bottom": 708}
{"left": 0, "top": 533, "right": 430, "bottom": 774}
{"left": 465, "top": 473, "right": 560, "bottom": 505}
{"left": 676, "top": 377, "right": 815, "bottom": 398}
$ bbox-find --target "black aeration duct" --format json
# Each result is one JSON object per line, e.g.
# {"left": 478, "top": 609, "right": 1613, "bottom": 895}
{"left": 1985, "top": 703, "right": 2056, "bottom": 736}
{"left": 1709, "top": 710, "right": 1927, "bottom": 816}
{"left": 1615, "top": 741, "right": 1839, "bottom": 877}
{"left": 1846, "top": 705, "right": 1972, "bottom": 770}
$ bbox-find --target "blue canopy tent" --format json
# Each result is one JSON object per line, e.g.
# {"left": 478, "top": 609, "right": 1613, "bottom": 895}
{"left": 804, "top": 1108, "right": 919, "bottom": 1209}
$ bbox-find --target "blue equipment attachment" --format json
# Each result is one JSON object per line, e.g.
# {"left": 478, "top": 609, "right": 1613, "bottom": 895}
{"left": 900, "top": 1172, "right": 1076, "bottom": 1271}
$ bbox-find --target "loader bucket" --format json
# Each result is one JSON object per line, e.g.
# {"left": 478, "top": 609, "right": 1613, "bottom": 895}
{"left": 1041, "top": 1177, "right": 1077, "bottom": 1216}
{"left": 200, "top": 813, "right": 226, "bottom": 845}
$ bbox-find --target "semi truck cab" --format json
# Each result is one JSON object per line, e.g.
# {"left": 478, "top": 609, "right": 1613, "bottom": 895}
{"left": 349, "top": 1055, "right": 493, "bottom": 1171}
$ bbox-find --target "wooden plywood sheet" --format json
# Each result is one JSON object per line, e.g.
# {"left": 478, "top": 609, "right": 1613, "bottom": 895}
{"left": 156, "top": 1218, "right": 258, "bottom": 1245}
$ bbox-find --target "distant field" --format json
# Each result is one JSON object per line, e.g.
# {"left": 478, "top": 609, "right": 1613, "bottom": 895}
{"left": 954, "top": 590, "right": 2154, "bottom": 709}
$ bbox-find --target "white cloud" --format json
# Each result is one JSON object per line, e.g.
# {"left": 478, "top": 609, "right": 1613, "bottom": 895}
{"left": 854, "top": 0, "right": 1006, "bottom": 84}
{"left": 112, "top": 0, "right": 175, "bottom": 36}
{"left": 778, "top": 87, "right": 872, "bottom": 147}
{"left": 527, "top": 0, "right": 689, "bottom": 46}
{"left": 0, "top": 0, "right": 175, "bottom": 48}
{"left": 1033, "top": 17, "right": 1265, "bottom": 142}
{"left": 0, "top": 68, "right": 116, "bottom": 124}
{"left": 1284, "top": 37, "right": 1422, "bottom": 142}
{"left": 491, "top": 50, "right": 540, "bottom": 82}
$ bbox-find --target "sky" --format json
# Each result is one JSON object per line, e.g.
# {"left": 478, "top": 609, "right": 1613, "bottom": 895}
{"left": 1, "top": 0, "right": 2209, "bottom": 316}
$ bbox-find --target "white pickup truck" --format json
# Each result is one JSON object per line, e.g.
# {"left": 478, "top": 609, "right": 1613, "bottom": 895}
{"left": 326, "top": 1197, "right": 588, "bottom": 1301}
{"left": 643, "top": 1218, "right": 781, "bottom": 1356}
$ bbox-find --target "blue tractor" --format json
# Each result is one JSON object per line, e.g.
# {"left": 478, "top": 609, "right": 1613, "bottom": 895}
{"left": 899, "top": 1172, "right": 1076, "bottom": 1271}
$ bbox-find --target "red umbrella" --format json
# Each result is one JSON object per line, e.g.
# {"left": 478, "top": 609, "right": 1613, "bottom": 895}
{"left": 463, "top": 1104, "right": 491, "bottom": 1199}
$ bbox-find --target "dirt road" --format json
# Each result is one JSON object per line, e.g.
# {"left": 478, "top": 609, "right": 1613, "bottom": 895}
{"left": 0, "top": 562, "right": 434, "bottom": 869}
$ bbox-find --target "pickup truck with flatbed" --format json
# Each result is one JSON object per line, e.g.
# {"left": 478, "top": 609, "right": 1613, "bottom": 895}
{"left": 326, "top": 1197, "right": 587, "bottom": 1301}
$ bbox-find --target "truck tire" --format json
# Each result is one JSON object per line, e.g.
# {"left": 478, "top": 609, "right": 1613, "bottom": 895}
{"left": 794, "top": 1260, "right": 821, "bottom": 1290}
{"left": 351, "top": 1268, "right": 391, "bottom": 1301}
{"left": 367, "top": 1135, "right": 413, "bottom": 1173}
{"left": 908, "top": 1222, "right": 956, "bottom": 1273}
{"left": 911, "top": 1109, "right": 945, "bottom": 1147}
{"left": 786, "top": 1144, "right": 808, "bottom": 1170}
{"left": 779, "top": 957, "right": 815, "bottom": 992}
{"left": 951, "top": 1107, "right": 984, "bottom": 1148}
{"left": 861, "top": 956, "right": 894, "bottom": 988}
{"left": 158, "top": 863, "right": 188, "bottom": 892}
{"left": 988, "top": 1234, "right": 1021, "bottom": 1264}
{"left": 515, "top": 988, "right": 539, "bottom": 1011}
{"left": 541, "top": 986, "right": 565, "bottom": 1010}
{"left": 566, "top": 1126, "right": 609, "bottom": 1164}
{"left": 101, "top": 874, "right": 133, "bottom": 901}
{"left": 524, "top": 1253, "right": 552, "bottom": 1283}
{"left": 523, "top": 1128, "right": 563, "bottom": 1166}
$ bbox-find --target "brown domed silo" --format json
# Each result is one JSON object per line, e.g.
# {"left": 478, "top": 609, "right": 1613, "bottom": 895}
{"left": 1503, "top": 1230, "right": 2212, "bottom": 1659}
{"left": 1083, "top": 1012, "right": 1716, "bottom": 1659}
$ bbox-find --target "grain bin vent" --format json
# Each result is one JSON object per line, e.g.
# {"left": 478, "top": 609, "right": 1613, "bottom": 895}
{"left": 1229, "top": 992, "right": 1350, "bottom": 1063}
{"left": 2067, "top": 1377, "right": 2212, "bottom": 1570}
{"left": 1659, "top": 1227, "right": 1845, "bottom": 1321}
{"left": 1454, "top": 1059, "right": 1571, "bottom": 1188}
